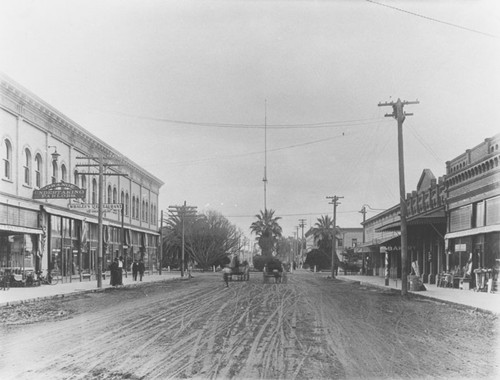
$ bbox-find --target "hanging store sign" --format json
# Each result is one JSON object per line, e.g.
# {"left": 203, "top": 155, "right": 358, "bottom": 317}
{"left": 454, "top": 244, "right": 467, "bottom": 252}
{"left": 33, "top": 182, "right": 86, "bottom": 199}
{"left": 68, "top": 203, "right": 122, "bottom": 214}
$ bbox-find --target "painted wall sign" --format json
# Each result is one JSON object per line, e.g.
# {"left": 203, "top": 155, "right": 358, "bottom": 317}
{"left": 33, "top": 182, "right": 86, "bottom": 199}
{"left": 68, "top": 203, "right": 122, "bottom": 214}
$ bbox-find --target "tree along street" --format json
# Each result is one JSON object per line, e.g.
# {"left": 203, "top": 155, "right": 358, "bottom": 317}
{"left": 1, "top": 271, "right": 497, "bottom": 379}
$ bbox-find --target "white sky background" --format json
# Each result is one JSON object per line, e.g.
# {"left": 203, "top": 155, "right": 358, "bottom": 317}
{"left": 1, "top": 0, "right": 499, "bottom": 240}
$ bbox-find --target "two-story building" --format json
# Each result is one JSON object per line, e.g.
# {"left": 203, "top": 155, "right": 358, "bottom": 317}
{"left": 0, "top": 73, "right": 164, "bottom": 283}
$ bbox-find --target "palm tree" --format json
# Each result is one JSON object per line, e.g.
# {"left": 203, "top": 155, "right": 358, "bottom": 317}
{"left": 250, "top": 209, "right": 283, "bottom": 256}
{"left": 311, "top": 214, "right": 340, "bottom": 268}
{"left": 312, "top": 215, "right": 334, "bottom": 253}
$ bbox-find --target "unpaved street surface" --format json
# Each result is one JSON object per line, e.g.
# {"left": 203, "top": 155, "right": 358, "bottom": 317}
{"left": 1, "top": 271, "right": 498, "bottom": 379}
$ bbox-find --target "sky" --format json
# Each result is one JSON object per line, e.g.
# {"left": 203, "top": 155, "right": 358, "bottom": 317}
{"left": 1, "top": 0, "right": 499, "bottom": 241}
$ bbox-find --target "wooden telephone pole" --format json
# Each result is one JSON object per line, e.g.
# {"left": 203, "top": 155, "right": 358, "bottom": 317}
{"left": 327, "top": 195, "right": 343, "bottom": 279}
{"left": 378, "top": 98, "right": 419, "bottom": 296}
{"left": 76, "top": 155, "right": 127, "bottom": 288}
{"left": 168, "top": 202, "right": 197, "bottom": 277}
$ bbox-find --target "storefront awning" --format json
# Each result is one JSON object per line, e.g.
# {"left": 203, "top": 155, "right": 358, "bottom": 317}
{"left": 445, "top": 224, "right": 500, "bottom": 240}
{"left": 376, "top": 209, "right": 445, "bottom": 232}
{"left": 0, "top": 224, "right": 43, "bottom": 235}
{"left": 354, "top": 235, "right": 400, "bottom": 253}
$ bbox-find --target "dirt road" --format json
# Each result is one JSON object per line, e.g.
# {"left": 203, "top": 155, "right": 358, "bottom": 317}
{"left": 1, "top": 271, "right": 498, "bottom": 379}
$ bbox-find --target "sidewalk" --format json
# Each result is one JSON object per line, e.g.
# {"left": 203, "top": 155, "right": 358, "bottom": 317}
{"left": 332, "top": 272, "right": 500, "bottom": 314}
{"left": 0, "top": 271, "right": 182, "bottom": 307}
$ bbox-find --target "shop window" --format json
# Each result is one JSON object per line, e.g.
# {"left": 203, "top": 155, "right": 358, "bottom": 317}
{"left": 3, "top": 139, "right": 12, "bottom": 179}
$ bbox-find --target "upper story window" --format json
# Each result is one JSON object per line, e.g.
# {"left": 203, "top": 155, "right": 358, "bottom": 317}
{"left": 74, "top": 170, "right": 79, "bottom": 186}
{"left": 125, "top": 193, "right": 130, "bottom": 216}
{"left": 81, "top": 176, "right": 87, "bottom": 202}
{"left": 35, "top": 154, "right": 42, "bottom": 188}
{"left": 352, "top": 238, "right": 358, "bottom": 247}
{"left": 113, "top": 187, "right": 117, "bottom": 203}
{"left": 107, "top": 185, "right": 112, "bottom": 203}
{"left": 61, "top": 164, "right": 67, "bottom": 182}
{"left": 3, "top": 139, "right": 12, "bottom": 180}
{"left": 51, "top": 161, "right": 58, "bottom": 183}
{"left": 132, "top": 196, "right": 136, "bottom": 218}
{"left": 92, "top": 179, "right": 97, "bottom": 204}
{"left": 24, "top": 148, "right": 32, "bottom": 186}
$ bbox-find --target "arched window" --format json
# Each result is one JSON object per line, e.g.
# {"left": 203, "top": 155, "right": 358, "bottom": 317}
{"left": 35, "top": 154, "right": 42, "bottom": 188}
{"left": 52, "top": 161, "right": 58, "bottom": 183}
{"left": 74, "top": 170, "right": 79, "bottom": 186}
{"left": 107, "top": 185, "right": 112, "bottom": 203}
{"left": 92, "top": 179, "right": 97, "bottom": 204}
{"left": 113, "top": 187, "right": 117, "bottom": 203}
{"left": 3, "top": 139, "right": 12, "bottom": 179}
{"left": 136, "top": 198, "right": 139, "bottom": 219}
{"left": 23, "top": 148, "right": 32, "bottom": 185}
{"left": 145, "top": 201, "right": 149, "bottom": 222}
{"left": 81, "top": 176, "right": 87, "bottom": 201}
{"left": 121, "top": 190, "right": 124, "bottom": 205}
{"left": 132, "top": 196, "right": 136, "bottom": 218}
{"left": 61, "top": 164, "right": 67, "bottom": 182}
{"left": 125, "top": 193, "right": 130, "bottom": 216}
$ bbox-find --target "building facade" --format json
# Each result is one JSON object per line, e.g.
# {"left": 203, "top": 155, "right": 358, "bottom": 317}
{"left": 359, "top": 134, "right": 499, "bottom": 290}
{"left": 444, "top": 134, "right": 500, "bottom": 286}
{"left": 0, "top": 74, "right": 164, "bottom": 283}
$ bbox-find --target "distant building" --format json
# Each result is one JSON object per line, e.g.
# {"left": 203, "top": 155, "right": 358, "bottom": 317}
{"left": 0, "top": 74, "right": 164, "bottom": 282}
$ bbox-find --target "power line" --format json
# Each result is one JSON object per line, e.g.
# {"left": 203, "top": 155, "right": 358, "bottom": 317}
{"left": 366, "top": 0, "right": 498, "bottom": 39}
{"left": 98, "top": 108, "right": 387, "bottom": 129}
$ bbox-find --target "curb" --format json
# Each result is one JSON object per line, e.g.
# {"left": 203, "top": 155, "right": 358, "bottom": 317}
{"left": 336, "top": 276, "right": 497, "bottom": 315}
{"left": 0, "top": 276, "right": 179, "bottom": 308}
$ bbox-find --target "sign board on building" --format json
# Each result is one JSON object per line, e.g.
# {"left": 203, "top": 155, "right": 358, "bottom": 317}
{"left": 454, "top": 243, "right": 467, "bottom": 252}
{"left": 33, "top": 182, "right": 86, "bottom": 199}
{"left": 68, "top": 203, "right": 122, "bottom": 214}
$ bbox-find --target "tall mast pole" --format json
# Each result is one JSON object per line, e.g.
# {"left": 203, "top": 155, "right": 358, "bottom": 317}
{"left": 263, "top": 99, "right": 268, "bottom": 211}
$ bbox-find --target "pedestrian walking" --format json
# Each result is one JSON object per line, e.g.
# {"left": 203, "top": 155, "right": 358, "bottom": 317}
{"left": 222, "top": 265, "right": 232, "bottom": 288}
{"left": 138, "top": 259, "right": 145, "bottom": 281}
{"left": 109, "top": 258, "right": 119, "bottom": 286}
{"left": 118, "top": 256, "right": 124, "bottom": 285}
{"left": 132, "top": 259, "right": 138, "bottom": 281}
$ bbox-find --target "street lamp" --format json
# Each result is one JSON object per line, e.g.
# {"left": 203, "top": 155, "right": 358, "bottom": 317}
{"left": 48, "top": 145, "right": 60, "bottom": 162}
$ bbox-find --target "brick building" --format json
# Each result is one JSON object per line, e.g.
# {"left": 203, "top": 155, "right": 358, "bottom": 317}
{"left": 0, "top": 74, "right": 164, "bottom": 283}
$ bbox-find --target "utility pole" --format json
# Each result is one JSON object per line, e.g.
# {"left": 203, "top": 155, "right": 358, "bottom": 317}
{"left": 76, "top": 156, "right": 127, "bottom": 288}
{"left": 359, "top": 205, "right": 367, "bottom": 275}
{"left": 159, "top": 210, "right": 163, "bottom": 275}
{"left": 378, "top": 98, "right": 419, "bottom": 296}
{"left": 327, "top": 196, "right": 343, "bottom": 279}
{"left": 298, "top": 219, "right": 306, "bottom": 267}
{"left": 168, "top": 201, "right": 197, "bottom": 277}
{"left": 295, "top": 225, "right": 300, "bottom": 269}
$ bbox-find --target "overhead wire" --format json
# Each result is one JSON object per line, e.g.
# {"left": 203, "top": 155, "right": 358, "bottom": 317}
{"left": 97, "top": 108, "right": 386, "bottom": 130}
{"left": 365, "top": 0, "right": 498, "bottom": 39}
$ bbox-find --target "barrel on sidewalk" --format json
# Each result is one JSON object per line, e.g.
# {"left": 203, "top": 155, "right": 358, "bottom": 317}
{"left": 409, "top": 275, "right": 425, "bottom": 291}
